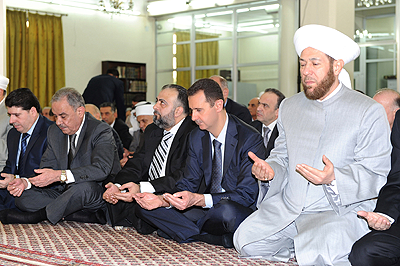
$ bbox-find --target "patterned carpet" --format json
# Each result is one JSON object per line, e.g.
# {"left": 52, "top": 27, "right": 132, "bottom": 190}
{"left": 0, "top": 221, "right": 298, "bottom": 266}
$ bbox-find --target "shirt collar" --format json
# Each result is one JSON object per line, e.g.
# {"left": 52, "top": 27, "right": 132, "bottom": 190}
{"left": 263, "top": 119, "right": 277, "bottom": 132}
{"left": 317, "top": 82, "right": 342, "bottom": 102}
{"left": 166, "top": 116, "right": 185, "bottom": 136}
{"left": 26, "top": 115, "right": 40, "bottom": 136}
{"left": 210, "top": 113, "right": 229, "bottom": 145}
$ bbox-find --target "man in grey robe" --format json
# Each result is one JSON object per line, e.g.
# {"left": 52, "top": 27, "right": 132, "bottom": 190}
{"left": 233, "top": 24, "right": 392, "bottom": 266}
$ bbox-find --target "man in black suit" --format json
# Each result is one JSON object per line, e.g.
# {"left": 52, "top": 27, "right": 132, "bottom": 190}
{"left": 250, "top": 88, "right": 285, "bottom": 157}
{"left": 103, "top": 84, "right": 197, "bottom": 229}
{"left": 100, "top": 102, "right": 133, "bottom": 150}
{"left": 133, "top": 78, "right": 265, "bottom": 248}
{"left": 210, "top": 75, "right": 252, "bottom": 124}
{"left": 83, "top": 68, "right": 126, "bottom": 121}
{"left": 349, "top": 110, "right": 400, "bottom": 266}
{"left": 0, "top": 88, "right": 53, "bottom": 210}
{"left": 0, "top": 88, "right": 121, "bottom": 225}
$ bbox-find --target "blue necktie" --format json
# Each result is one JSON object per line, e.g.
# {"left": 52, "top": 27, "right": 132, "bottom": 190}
{"left": 210, "top": 139, "right": 223, "bottom": 193}
{"left": 18, "top": 133, "right": 30, "bottom": 174}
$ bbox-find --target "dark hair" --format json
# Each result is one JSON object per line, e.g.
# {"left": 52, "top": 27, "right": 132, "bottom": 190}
{"left": 51, "top": 87, "right": 85, "bottom": 111}
{"left": 264, "top": 88, "right": 286, "bottom": 110}
{"left": 107, "top": 68, "right": 119, "bottom": 77}
{"left": 161, "top": 84, "right": 189, "bottom": 114}
{"left": 5, "top": 88, "right": 41, "bottom": 113}
{"left": 188, "top": 79, "right": 224, "bottom": 107}
{"left": 132, "top": 94, "right": 146, "bottom": 103}
{"left": 99, "top": 102, "right": 116, "bottom": 113}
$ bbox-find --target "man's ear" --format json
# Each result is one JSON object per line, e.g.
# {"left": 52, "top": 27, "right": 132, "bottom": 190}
{"left": 77, "top": 106, "right": 86, "bottom": 118}
{"left": 214, "top": 98, "right": 224, "bottom": 112}
{"left": 333, "top": 59, "right": 344, "bottom": 76}
{"left": 174, "top": 106, "right": 184, "bottom": 117}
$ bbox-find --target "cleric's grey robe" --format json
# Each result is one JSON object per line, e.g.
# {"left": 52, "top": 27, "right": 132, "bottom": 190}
{"left": 234, "top": 85, "right": 391, "bottom": 265}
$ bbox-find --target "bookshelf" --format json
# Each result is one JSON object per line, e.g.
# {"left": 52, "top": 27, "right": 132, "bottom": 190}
{"left": 102, "top": 61, "right": 147, "bottom": 108}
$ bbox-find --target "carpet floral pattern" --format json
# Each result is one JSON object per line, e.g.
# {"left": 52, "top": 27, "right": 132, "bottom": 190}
{"left": 0, "top": 221, "right": 298, "bottom": 266}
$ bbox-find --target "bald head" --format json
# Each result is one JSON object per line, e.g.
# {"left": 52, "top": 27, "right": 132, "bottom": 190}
{"left": 85, "top": 104, "right": 101, "bottom": 120}
{"left": 373, "top": 89, "right": 400, "bottom": 130}
{"left": 210, "top": 75, "right": 229, "bottom": 103}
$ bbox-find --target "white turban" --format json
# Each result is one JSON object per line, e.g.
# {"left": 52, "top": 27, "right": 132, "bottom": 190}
{"left": 135, "top": 102, "right": 155, "bottom": 117}
{"left": 0, "top": 75, "right": 9, "bottom": 91}
{"left": 294, "top": 24, "right": 360, "bottom": 89}
{"left": 294, "top": 24, "right": 360, "bottom": 64}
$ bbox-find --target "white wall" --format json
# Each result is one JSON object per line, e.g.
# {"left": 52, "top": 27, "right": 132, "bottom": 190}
{"left": 6, "top": 0, "right": 157, "bottom": 101}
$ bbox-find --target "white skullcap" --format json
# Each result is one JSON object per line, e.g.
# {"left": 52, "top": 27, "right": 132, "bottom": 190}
{"left": 0, "top": 75, "right": 9, "bottom": 91}
{"left": 135, "top": 102, "right": 155, "bottom": 117}
{"left": 294, "top": 24, "right": 360, "bottom": 65}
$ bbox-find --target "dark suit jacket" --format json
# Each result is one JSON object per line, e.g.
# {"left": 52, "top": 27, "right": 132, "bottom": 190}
{"left": 225, "top": 98, "right": 252, "bottom": 124}
{"left": 375, "top": 110, "right": 400, "bottom": 219}
{"left": 40, "top": 113, "right": 121, "bottom": 184}
{"left": 250, "top": 120, "right": 279, "bottom": 158}
{"left": 83, "top": 74, "right": 126, "bottom": 121}
{"left": 113, "top": 118, "right": 133, "bottom": 150}
{"left": 115, "top": 116, "right": 197, "bottom": 193}
{"left": 176, "top": 114, "right": 265, "bottom": 209}
{"left": 2, "top": 115, "right": 53, "bottom": 177}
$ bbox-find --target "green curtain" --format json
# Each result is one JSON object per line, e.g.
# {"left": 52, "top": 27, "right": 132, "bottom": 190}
{"left": 176, "top": 31, "right": 218, "bottom": 89}
{"left": 7, "top": 10, "right": 65, "bottom": 108}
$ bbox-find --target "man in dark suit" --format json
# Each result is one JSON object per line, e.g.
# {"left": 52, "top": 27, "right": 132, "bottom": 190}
{"left": 210, "top": 75, "right": 252, "bottom": 124}
{"left": 0, "top": 88, "right": 121, "bottom": 224}
{"left": 349, "top": 110, "right": 400, "bottom": 266}
{"left": 0, "top": 88, "right": 53, "bottom": 210}
{"left": 103, "top": 84, "right": 197, "bottom": 229}
{"left": 83, "top": 68, "right": 126, "bottom": 121}
{"left": 100, "top": 102, "right": 132, "bottom": 150}
{"left": 133, "top": 78, "right": 265, "bottom": 248}
{"left": 250, "top": 88, "right": 285, "bottom": 157}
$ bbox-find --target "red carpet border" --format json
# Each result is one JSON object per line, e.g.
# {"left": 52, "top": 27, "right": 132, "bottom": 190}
{"left": 0, "top": 221, "right": 298, "bottom": 265}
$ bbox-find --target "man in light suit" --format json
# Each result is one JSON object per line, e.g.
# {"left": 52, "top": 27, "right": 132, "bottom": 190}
{"left": 0, "top": 88, "right": 53, "bottom": 210}
{"left": 234, "top": 25, "right": 391, "bottom": 265}
{"left": 133, "top": 78, "right": 265, "bottom": 248}
{"left": 350, "top": 110, "right": 400, "bottom": 266}
{"left": 210, "top": 75, "right": 252, "bottom": 124}
{"left": 103, "top": 84, "right": 197, "bottom": 230}
{"left": 0, "top": 76, "right": 11, "bottom": 172}
{"left": 250, "top": 88, "right": 285, "bottom": 157}
{"left": 0, "top": 88, "right": 121, "bottom": 224}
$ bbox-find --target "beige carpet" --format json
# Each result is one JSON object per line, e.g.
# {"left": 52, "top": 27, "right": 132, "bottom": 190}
{"left": 0, "top": 221, "right": 298, "bottom": 265}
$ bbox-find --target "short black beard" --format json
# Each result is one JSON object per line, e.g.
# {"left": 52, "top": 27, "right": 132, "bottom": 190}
{"left": 153, "top": 109, "right": 175, "bottom": 129}
{"left": 303, "top": 65, "right": 336, "bottom": 100}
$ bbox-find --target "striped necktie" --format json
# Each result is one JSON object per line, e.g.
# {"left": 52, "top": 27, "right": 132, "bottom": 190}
{"left": 148, "top": 131, "right": 172, "bottom": 180}
{"left": 210, "top": 139, "right": 223, "bottom": 193}
{"left": 263, "top": 127, "right": 271, "bottom": 148}
{"left": 68, "top": 134, "right": 77, "bottom": 168}
{"left": 18, "top": 133, "right": 30, "bottom": 174}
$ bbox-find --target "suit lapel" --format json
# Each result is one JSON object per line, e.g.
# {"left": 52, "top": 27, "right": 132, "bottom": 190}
{"left": 266, "top": 124, "right": 278, "bottom": 157}
{"left": 23, "top": 116, "right": 44, "bottom": 162}
{"left": 223, "top": 116, "right": 237, "bottom": 177}
{"left": 72, "top": 114, "right": 89, "bottom": 161}
{"left": 202, "top": 132, "right": 212, "bottom": 187}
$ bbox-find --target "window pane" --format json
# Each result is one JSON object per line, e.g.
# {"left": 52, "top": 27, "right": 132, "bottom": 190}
{"left": 238, "top": 34, "right": 278, "bottom": 64}
{"left": 157, "top": 72, "right": 174, "bottom": 90}
{"left": 237, "top": 65, "right": 279, "bottom": 103}
{"left": 195, "top": 39, "right": 232, "bottom": 67}
{"left": 237, "top": 4, "right": 279, "bottom": 37}
{"left": 366, "top": 61, "right": 395, "bottom": 96}
{"left": 195, "top": 12, "right": 233, "bottom": 39}
{"left": 366, "top": 44, "right": 396, "bottom": 60}
{"left": 157, "top": 45, "right": 173, "bottom": 70}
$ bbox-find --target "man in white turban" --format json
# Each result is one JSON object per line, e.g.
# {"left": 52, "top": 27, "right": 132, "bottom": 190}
{"left": 0, "top": 76, "right": 11, "bottom": 171}
{"left": 233, "top": 24, "right": 391, "bottom": 265}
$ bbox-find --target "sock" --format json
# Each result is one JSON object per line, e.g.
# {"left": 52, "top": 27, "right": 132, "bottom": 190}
{"left": 0, "top": 208, "right": 47, "bottom": 224}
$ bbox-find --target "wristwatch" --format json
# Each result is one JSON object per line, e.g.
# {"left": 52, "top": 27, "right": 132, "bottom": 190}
{"left": 60, "top": 170, "right": 67, "bottom": 183}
